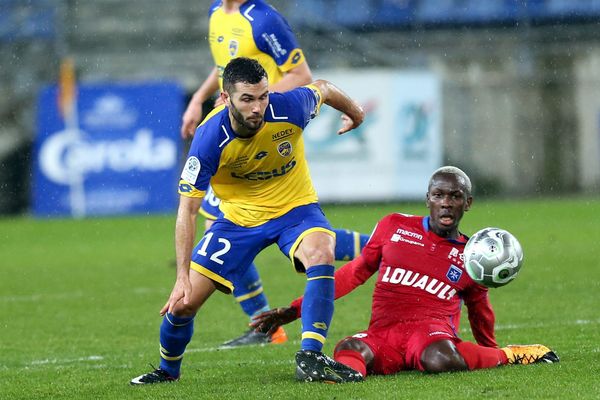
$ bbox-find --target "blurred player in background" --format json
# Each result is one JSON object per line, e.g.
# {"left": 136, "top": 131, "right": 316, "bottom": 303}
{"left": 181, "top": 0, "right": 370, "bottom": 348}
{"left": 130, "top": 57, "right": 366, "bottom": 385}
{"left": 253, "top": 166, "right": 559, "bottom": 383}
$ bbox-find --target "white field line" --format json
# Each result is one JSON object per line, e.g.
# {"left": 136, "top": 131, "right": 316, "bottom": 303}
{"left": 10, "top": 318, "right": 599, "bottom": 370}
{"left": 0, "top": 287, "right": 164, "bottom": 303}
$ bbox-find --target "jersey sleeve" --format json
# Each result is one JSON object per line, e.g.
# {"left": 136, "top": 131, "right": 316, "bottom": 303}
{"left": 463, "top": 284, "right": 498, "bottom": 347}
{"left": 279, "top": 85, "right": 323, "bottom": 129}
{"left": 178, "top": 121, "right": 221, "bottom": 198}
{"left": 249, "top": 3, "right": 306, "bottom": 72}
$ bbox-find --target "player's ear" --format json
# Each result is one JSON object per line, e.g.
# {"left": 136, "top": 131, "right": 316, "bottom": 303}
{"left": 425, "top": 192, "right": 431, "bottom": 209}
{"left": 464, "top": 196, "right": 473, "bottom": 211}
{"left": 220, "top": 91, "right": 230, "bottom": 106}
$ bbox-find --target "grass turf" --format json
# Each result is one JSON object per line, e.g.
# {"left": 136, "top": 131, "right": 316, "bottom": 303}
{"left": 1, "top": 197, "right": 599, "bottom": 399}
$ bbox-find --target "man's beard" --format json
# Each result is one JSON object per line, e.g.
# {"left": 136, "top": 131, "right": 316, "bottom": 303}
{"left": 230, "top": 100, "right": 263, "bottom": 134}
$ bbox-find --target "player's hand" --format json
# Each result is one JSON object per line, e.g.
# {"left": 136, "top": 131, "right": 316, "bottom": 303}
{"left": 337, "top": 106, "right": 365, "bottom": 135}
{"left": 181, "top": 101, "right": 203, "bottom": 139}
{"left": 160, "top": 277, "right": 192, "bottom": 316}
{"left": 250, "top": 307, "right": 298, "bottom": 336}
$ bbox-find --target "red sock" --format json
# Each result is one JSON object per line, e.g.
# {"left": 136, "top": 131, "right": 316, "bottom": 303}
{"left": 455, "top": 341, "right": 508, "bottom": 370}
{"left": 333, "top": 349, "right": 367, "bottom": 376}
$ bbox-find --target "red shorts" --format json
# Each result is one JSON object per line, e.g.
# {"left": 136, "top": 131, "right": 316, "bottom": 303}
{"left": 340, "top": 319, "right": 460, "bottom": 375}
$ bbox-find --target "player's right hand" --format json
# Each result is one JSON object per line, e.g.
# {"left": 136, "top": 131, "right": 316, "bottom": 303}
{"left": 250, "top": 307, "right": 298, "bottom": 336}
{"left": 181, "top": 101, "right": 203, "bottom": 139}
{"left": 160, "top": 277, "right": 192, "bottom": 316}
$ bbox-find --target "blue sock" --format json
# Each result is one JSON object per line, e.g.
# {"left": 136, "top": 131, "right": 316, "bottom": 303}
{"left": 301, "top": 264, "right": 335, "bottom": 352}
{"left": 159, "top": 313, "right": 194, "bottom": 377}
{"left": 333, "top": 229, "right": 370, "bottom": 261}
{"left": 232, "top": 262, "right": 270, "bottom": 320}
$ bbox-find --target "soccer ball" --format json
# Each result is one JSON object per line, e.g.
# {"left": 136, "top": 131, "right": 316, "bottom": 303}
{"left": 464, "top": 227, "right": 524, "bottom": 288}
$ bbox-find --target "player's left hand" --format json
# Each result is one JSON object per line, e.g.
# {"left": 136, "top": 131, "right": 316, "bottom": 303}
{"left": 337, "top": 107, "right": 364, "bottom": 135}
{"left": 250, "top": 307, "right": 298, "bottom": 335}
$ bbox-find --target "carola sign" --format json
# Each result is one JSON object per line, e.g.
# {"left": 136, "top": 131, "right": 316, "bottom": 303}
{"left": 33, "top": 83, "right": 183, "bottom": 217}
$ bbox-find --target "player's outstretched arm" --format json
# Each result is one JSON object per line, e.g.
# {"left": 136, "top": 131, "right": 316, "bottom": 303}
{"left": 311, "top": 79, "right": 365, "bottom": 135}
{"left": 181, "top": 67, "right": 220, "bottom": 139}
{"left": 160, "top": 195, "right": 203, "bottom": 316}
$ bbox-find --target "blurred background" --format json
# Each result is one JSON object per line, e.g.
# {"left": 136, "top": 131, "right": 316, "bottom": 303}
{"left": 2, "top": 0, "right": 600, "bottom": 217}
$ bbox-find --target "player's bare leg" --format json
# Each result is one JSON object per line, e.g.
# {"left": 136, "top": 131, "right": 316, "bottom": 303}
{"left": 420, "top": 340, "right": 468, "bottom": 373}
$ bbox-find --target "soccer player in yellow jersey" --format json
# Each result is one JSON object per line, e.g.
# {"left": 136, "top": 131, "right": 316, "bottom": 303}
{"left": 181, "top": 0, "right": 311, "bottom": 137}
{"left": 180, "top": 0, "right": 370, "bottom": 348}
{"left": 131, "top": 57, "right": 365, "bottom": 384}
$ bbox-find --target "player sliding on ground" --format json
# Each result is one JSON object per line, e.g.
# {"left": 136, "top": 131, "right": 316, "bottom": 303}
{"left": 130, "top": 57, "right": 365, "bottom": 385}
{"left": 252, "top": 166, "right": 559, "bottom": 383}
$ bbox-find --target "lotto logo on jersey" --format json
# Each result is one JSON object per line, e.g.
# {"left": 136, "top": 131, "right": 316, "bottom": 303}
{"left": 291, "top": 50, "right": 301, "bottom": 64}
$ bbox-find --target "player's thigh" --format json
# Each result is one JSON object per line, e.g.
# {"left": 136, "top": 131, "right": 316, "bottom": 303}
{"left": 190, "top": 219, "right": 264, "bottom": 294}
{"left": 276, "top": 203, "right": 335, "bottom": 271}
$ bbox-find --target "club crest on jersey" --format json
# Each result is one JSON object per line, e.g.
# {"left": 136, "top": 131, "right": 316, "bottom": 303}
{"left": 277, "top": 141, "right": 292, "bottom": 157}
{"left": 181, "top": 156, "right": 201, "bottom": 183}
{"left": 229, "top": 40, "right": 239, "bottom": 57}
{"left": 255, "top": 151, "right": 268, "bottom": 160}
{"left": 446, "top": 265, "right": 462, "bottom": 283}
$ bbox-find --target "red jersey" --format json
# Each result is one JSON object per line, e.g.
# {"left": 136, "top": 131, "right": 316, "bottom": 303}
{"left": 292, "top": 213, "right": 498, "bottom": 347}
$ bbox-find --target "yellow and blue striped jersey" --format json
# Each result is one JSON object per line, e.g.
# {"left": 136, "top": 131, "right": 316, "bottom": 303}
{"left": 179, "top": 85, "right": 323, "bottom": 227}
{"left": 208, "top": 0, "right": 306, "bottom": 88}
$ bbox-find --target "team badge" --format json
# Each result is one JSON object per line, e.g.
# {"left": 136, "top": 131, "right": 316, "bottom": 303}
{"left": 446, "top": 265, "right": 462, "bottom": 283}
{"left": 229, "top": 40, "right": 239, "bottom": 57}
{"left": 181, "top": 156, "right": 201, "bottom": 183}
{"left": 255, "top": 151, "right": 268, "bottom": 160}
{"left": 277, "top": 141, "right": 292, "bottom": 157}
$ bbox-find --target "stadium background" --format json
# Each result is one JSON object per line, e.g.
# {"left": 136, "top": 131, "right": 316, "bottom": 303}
{"left": 2, "top": 0, "right": 600, "bottom": 215}
{"left": 2, "top": 2, "right": 600, "bottom": 399}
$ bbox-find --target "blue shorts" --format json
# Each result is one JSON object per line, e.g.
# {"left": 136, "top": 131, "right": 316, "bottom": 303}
{"left": 190, "top": 203, "right": 333, "bottom": 294}
{"left": 199, "top": 185, "right": 221, "bottom": 220}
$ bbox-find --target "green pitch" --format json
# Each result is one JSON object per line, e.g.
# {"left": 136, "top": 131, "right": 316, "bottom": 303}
{"left": 1, "top": 198, "right": 599, "bottom": 399}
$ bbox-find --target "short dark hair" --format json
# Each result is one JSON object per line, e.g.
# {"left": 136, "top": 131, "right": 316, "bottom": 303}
{"left": 428, "top": 166, "right": 472, "bottom": 197}
{"left": 222, "top": 57, "right": 268, "bottom": 94}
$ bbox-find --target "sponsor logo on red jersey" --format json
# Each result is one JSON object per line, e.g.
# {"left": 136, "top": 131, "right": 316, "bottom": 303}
{"left": 381, "top": 266, "right": 457, "bottom": 300}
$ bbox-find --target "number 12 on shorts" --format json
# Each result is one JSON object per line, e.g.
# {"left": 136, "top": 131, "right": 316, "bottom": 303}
{"left": 197, "top": 232, "right": 231, "bottom": 265}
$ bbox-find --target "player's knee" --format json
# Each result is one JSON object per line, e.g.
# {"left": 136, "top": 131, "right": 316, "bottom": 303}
{"left": 302, "top": 245, "right": 334, "bottom": 266}
{"left": 420, "top": 341, "right": 468, "bottom": 373}
{"left": 334, "top": 337, "right": 367, "bottom": 353}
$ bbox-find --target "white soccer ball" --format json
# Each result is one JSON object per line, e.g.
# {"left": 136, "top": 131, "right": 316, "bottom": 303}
{"left": 464, "top": 227, "right": 524, "bottom": 288}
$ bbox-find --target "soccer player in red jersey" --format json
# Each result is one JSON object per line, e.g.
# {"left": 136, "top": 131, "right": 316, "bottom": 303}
{"left": 253, "top": 166, "right": 559, "bottom": 382}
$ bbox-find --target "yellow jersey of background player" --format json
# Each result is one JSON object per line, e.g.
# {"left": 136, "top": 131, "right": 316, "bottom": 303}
{"left": 208, "top": 0, "right": 306, "bottom": 90}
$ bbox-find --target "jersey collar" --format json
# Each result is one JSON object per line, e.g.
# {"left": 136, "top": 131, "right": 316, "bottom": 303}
{"left": 422, "top": 216, "right": 468, "bottom": 244}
